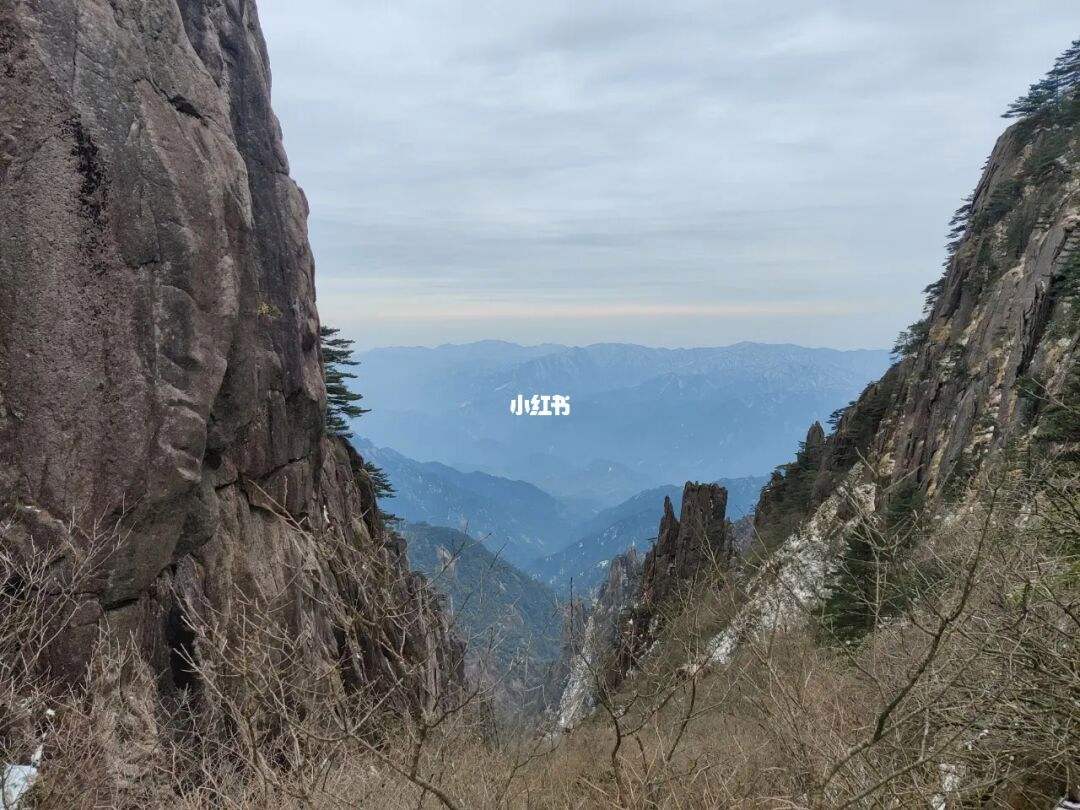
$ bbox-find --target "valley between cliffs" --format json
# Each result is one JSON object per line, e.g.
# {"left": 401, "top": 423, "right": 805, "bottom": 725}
{"left": 1, "top": 3, "right": 1079, "bottom": 808}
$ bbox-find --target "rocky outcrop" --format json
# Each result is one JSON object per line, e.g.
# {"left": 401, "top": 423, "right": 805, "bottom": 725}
{"left": 756, "top": 108, "right": 1080, "bottom": 538}
{"left": 735, "top": 83, "right": 1080, "bottom": 667}
{"left": 552, "top": 482, "right": 732, "bottom": 725}
{"left": 554, "top": 547, "right": 641, "bottom": 730}
{"left": 881, "top": 123, "right": 1080, "bottom": 499}
{"left": 706, "top": 467, "right": 876, "bottom": 665}
{"left": 638, "top": 484, "right": 730, "bottom": 615}
{"left": 616, "top": 482, "right": 730, "bottom": 673}
{"left": 555, "top": 90, "right": 1080, "bottom": 721}
{"left": 0, "top": 1, "right": 460, "bottom": 709}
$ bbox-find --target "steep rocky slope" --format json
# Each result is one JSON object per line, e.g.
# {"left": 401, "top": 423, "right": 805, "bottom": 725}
{"left": 552, "top": 482, "right": 733, "bottom": 728}
{"left": 531, "top": 476, "right": 766, "bottom": 596}
{"left": 738, "top": 74, "right": 1080, "bottom": 645}
{"left": 551, "top": 53, "right": 1080, "bottom": 741}
{"left": 0, "top": 0, "right": 458, "bottom": 710}
{"left": 554, "top": 547, "right": 642, "bottom": 730}
{"left": 400, "top": 521, "right": 562, "bottom": 674}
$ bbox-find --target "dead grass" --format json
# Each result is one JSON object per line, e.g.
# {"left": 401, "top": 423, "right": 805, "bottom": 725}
{"left": 1, "top": 459, "right": 1078, "bottom": 808}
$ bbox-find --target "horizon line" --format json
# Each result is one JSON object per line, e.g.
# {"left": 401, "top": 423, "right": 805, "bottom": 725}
{"left": 352, "top": 338, "right": 893, "bottom": 354}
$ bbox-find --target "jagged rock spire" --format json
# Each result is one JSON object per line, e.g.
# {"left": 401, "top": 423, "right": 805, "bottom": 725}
{"left": 640, "top": 483, "right": 730, "bottom": 609}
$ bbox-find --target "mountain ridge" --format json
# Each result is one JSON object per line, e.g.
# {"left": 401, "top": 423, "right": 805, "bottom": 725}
{"left": 352, "top": 341, "right": 891, "bottom": 493}
{"left": 532, "top": 476, "right": 767, "bottom": 595}
{"left": 548, "top": 55, "right": 1080, "bottom": 806}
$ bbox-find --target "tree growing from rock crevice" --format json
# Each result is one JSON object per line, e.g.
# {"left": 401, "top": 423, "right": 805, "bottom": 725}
{"left": 320, "top": 325, "right": 369, "bottom": 438}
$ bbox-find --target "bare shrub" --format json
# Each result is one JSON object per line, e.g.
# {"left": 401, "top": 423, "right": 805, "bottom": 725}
{"left": 2, "top": 455, "right": 1077, "bottom": 809}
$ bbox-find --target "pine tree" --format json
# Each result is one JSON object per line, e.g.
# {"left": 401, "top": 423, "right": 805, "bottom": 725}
{"left": 363, "top": 460, "right": 395, "bottom": 499}
{"left": 821, "top": 527, "right": 879, "bottom": 642}
{"left": 1047, "top": 38, "right": 1080, "bottom": 92}
{"left": 320, "top": 325, "right": 369, "bottom": 437}
{"left": 1004, "top": 77, "right": 1060, "bottom": 119}
{"left": 1003, "top": 39, "right": 1080, "bottom": 119}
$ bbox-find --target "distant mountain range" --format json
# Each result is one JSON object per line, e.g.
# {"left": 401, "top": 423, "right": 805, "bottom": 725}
{"left": 351, "top": 341, "right": 890, "bottom": 497}
{"left": 358, "top": 437, "right": 767, "bottom": 595}
{"left": 531, "top": 476, "right": 768, "bottom": 596}
{"left": 356, "top": 439, "right": 592, "bottom": 569}
{"left": 400, "top": 522, "right": 562, "bottom": 673}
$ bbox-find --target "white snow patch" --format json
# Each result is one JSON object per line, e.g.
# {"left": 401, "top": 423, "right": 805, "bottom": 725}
{"left": 930, "top": 763, "right": 963, "bottom": 810}
{"left": 2, "top": 709, "right": 53, "bottom": 809}
{"left": 2, "top": 762, "right": 38, "bottom": 809}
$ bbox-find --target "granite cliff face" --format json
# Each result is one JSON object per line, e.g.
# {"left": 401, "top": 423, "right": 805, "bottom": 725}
{"left": 613, "top": 483, "right": 731, "bottom": 675}
{"left": 757, "top": 110, "right": 1080, "bottom": 537}
{"left": 0, "top": 0, "right": 459, "bottom": 708}
{"left": 553, "top": 482, "right": 731, "bottom": 728}
{"left": 552, "top": 78, "right": 1080, "bottom": 734}
{"left": 711, "top": 85, "right": 1080, "bottom": 669}
{"left": 554, "top": 547, "right": 641, "bottom": 730}
{"left": 639, "top": 485, "right": 730, "bottom": 610}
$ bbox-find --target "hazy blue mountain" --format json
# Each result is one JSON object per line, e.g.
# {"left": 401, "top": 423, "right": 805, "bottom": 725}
{"left": 530, "top": 476, "right": 768, "bottom": 596}
{"left": 352, "top": 341, "right": 890, "bottom": 496}
{"left": 529, "top": 458, "right": 658, "bottom": 505}
{"left": 356, "top": 439, "right": 592, "bottom": 568}
{"left": 401, "top": 522, "right": 562, "bottom": 671}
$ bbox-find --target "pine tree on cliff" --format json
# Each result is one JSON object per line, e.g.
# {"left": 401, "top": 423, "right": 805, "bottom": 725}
{"left": 1005, "top": 77, "right": 1061, "bottom": 119}
{"left": 320, "top": 325, "right": 369, "bottom": 438}
{"left": 1004, "top": 38, "right": 1080, "bottom": 119}
{"left": 821, "top": 529, "right": 878, "bottom": 642}
{"left": 363, "top": 459, "right": 396, "bottom": 499}
{"left": 1047, "top": 38, "right": 1080, "bottom": 91}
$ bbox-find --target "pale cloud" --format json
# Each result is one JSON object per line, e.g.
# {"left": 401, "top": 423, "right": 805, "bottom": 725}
{"left": 331, "top": 299, "right": 868, "bottom": 322}
{"left": 257, "top": 0, "right": 1080, "bottom": 349}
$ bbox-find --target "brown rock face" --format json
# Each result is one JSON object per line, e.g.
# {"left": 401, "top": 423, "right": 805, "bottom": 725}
{"left": 640, "top": 483, "right": 731, "bottom": 610}
{"left": 0, "top": 1, "right": 459, "bottom": 707}
{"left": 880, "top": 121, "right": 1080, "bottom": 499}
{"left": 616, "top": 482, "right": 731, "bottom": 675}
{"left": 551, "top": 484, "right": 732, "bottom": 721}
{"left": 751, "top": 100, "right": 1080, "bottom": 565}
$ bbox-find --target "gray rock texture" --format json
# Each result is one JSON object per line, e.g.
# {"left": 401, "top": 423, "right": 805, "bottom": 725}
{"left": 754, "top": 114, "right": 1080, "bottom": 535}
{"left": 639, "top": 484, "right": 731, "bottom": 611}
{"left": 0, "top": 0, "right": 460, "bottom": 709}
{"left": 549, "top": 481, "right": 731, "bottom": 717}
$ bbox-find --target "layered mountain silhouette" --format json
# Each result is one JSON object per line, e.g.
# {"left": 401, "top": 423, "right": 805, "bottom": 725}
{"left": 400, "top": 522, "right": 562, "bottom": 673}
{"left": 531, "top": 477, "right": 767, "bottom": 596}
{"left": 352, "top": 341, "right": 890, "bottom": 498}
{"left": 358, "top": 438, "right": 767, "bottom": 593}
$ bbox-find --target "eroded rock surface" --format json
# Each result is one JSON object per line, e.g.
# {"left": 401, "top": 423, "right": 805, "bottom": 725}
{"left": 0, "top": 0, "right": 460, "bottom": 709}
{"left": 552, "top": 482, "right": 731, "bottom": 724}
{"left": 554, "top": 547, "right": 641, "bottom": 731}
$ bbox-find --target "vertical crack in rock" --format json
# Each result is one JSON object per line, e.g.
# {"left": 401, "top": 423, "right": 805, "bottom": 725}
{"left": 0, "top": 0, "right": 461, "bottom": 714}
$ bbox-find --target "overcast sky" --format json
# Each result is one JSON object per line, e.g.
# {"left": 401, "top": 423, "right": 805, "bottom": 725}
{"left": 258, "top": 1, "right": 1079, "bottom": 350}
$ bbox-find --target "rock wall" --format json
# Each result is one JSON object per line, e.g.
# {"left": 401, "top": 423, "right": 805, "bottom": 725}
{"left": 728, "top": 90, "right": 1080, "bottom": 674}
{"left": 553, "top": 99, "right": 1080, "bottom": 721}
{"left": 615, "top": 482, "right": 730, "bottom": 675}
{"left": 756, "top": 111, "right": 1080, "bottom": 537}
{"left": 0, "top": 0, "right": 460, "bottom": 708}
{"left": 881, "top": 121, "right": 1080, "bottom": 498}
{"left": 552, "top": 482, "right": 731, "bottom": 725}
{"left": 640, "top": 484, "right": 731, "bottom": 610}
